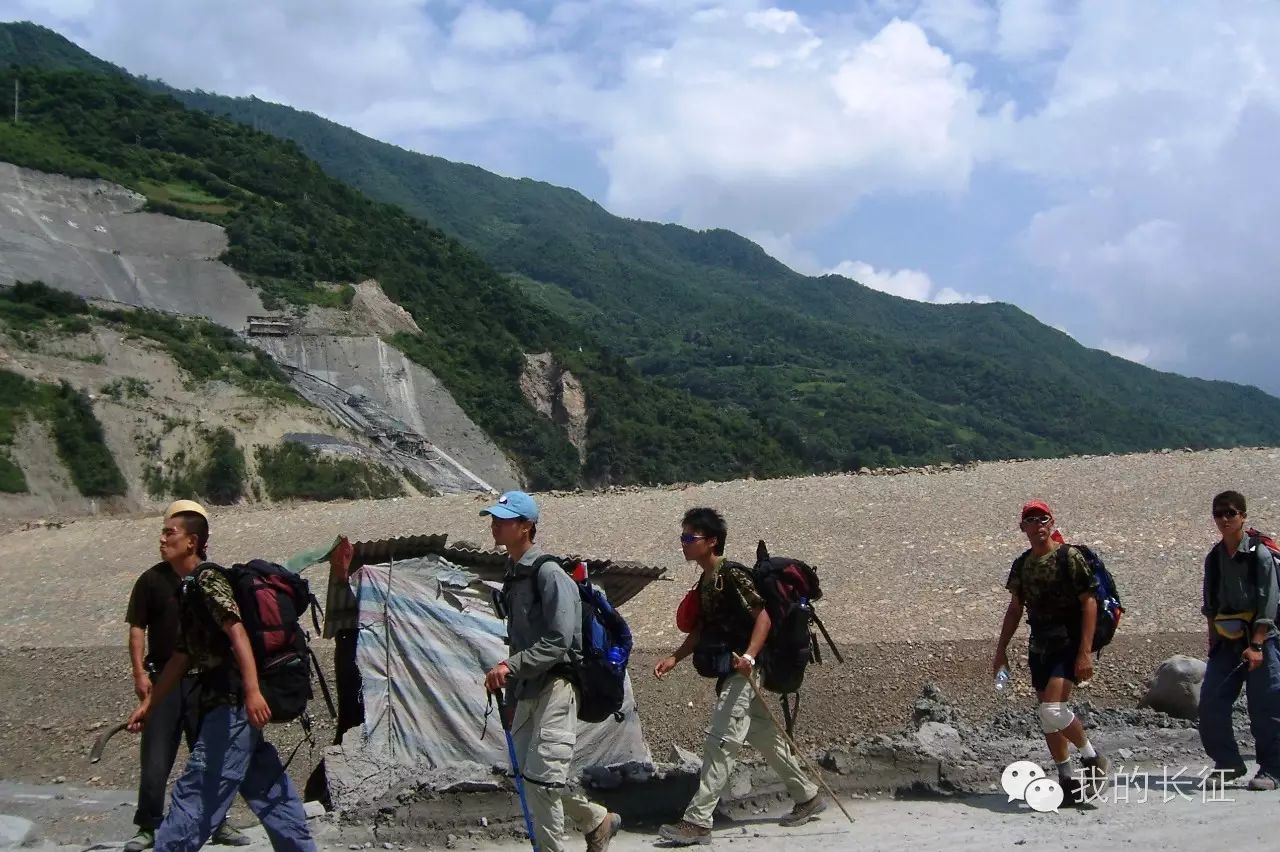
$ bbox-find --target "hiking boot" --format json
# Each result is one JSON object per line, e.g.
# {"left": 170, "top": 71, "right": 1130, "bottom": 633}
{"left": 211, "top": 823, "right": 252, "bottom": 846}
{"left": 1247, "top": 772, "right": 1278, "bottom": 792}
{"left": 123, "top": 829, "right": 155, "bottom": 852}
{"left": 1081, "top": 752, "right": 1111, "bottom": 800}
{"left": 778, "top": 794, "right": 827, "bottom": 827}
{"left": 1059, "top": 775, "right": 1086, "bottom": 807}
{"left": 585, "top": 812, "right": 621, "bottom": 852}
{"left": 658, "top": 820, "right": 711, "bottom": 846}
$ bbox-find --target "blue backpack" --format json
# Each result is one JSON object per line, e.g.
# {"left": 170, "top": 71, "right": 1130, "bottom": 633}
{"left": 1058, "top": 544, "right": 1123, "bottom": 652}
{"left": 531, "top": 555, "right": 632, "bottom": 723}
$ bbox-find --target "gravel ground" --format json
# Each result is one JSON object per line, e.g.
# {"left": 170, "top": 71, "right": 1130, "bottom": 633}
{"left": 1, "top": 447, "right": 1275, "bottom": 821}
{"left": 2, "top": 446, "right": 1276, "bottom": 649}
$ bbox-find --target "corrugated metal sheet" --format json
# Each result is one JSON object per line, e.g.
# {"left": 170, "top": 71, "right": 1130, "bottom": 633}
{"left": 349, "top": 534, "right": 669, "bottom": 608}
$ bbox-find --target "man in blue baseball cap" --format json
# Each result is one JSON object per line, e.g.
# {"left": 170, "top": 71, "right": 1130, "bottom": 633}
{"left": 481, "top": 491, "right": 620, "bottom": 852}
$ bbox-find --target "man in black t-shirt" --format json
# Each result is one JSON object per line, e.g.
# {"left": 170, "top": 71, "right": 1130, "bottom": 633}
{"left": 123, "top": 500, "right": 248, "bottom": 851}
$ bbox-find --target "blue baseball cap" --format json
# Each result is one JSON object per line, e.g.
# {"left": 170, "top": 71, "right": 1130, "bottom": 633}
{"left": 480, "top": 490, "right": 539, "bottom": 522}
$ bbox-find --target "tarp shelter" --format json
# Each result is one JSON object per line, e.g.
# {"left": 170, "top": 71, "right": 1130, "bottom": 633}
{"left": 310, "top": 537, "right": 668, "bottom": 808}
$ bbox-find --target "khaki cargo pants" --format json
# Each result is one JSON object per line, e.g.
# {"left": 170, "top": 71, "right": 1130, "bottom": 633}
{"left": 511, "top": 676, "right": 608, "bottom": 852}
{"left": 684, "top": 673, "right": 818, "bottom": 828}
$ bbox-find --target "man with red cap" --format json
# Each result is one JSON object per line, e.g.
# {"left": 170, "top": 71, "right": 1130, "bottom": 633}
{"left": 992, "top": 500, "right": 1110, "bottom": 803}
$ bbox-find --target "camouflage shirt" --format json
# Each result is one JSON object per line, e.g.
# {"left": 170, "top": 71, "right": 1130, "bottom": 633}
{"left": 1006, "top": 545, "right": 1097, "bottom": 649}
{"left": 698, "top": 559, "right": 763, "bottom": 643}
{"left": 176, "top": 565, "right": 242, "bottom": 706}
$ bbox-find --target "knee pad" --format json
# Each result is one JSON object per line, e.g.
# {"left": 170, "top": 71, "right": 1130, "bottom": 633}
{"left": 1038, "top": 702, "right": 1075, "bottom": 734}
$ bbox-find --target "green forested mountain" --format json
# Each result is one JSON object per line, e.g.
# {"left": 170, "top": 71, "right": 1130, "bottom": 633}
{"left": 5, "top": 21, "right": 1280, "bottom": 474}
{"left": 0, "top": 63, "right": 799, "bottom": 487}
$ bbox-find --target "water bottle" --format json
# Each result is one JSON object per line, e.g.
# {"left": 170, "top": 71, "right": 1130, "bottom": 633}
{"left": 606, "top": 645, "right": 626, "bottom": 668}
{"left": 994, "top": 666, "right": 1011, "bottom": 692}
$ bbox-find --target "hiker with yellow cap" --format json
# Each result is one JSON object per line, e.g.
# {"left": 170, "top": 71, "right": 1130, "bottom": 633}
{"left": 122, "top": 501, "right": 250, "bottom": 850}
{"left": 125, "top": 501, "right": 316, "bottom": 851}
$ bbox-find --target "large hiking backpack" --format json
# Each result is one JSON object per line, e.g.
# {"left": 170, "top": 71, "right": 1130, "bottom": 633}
{"left": 527, "top": 555, "right": 633, "bottom": 724}
{"left": 1014, "top": 544, "right": 1123, "bottom": 653}
{"left": 750, "top": 541, "right": 843, "bottom": 733}
{"left": 191, "top": 559, "right": 332, "bottom": 723}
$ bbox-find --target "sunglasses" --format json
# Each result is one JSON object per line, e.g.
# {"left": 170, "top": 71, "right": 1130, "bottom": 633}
{"left": 1212, "top": 508, "right": 1241, "bottom": 519}
{"left": 679, "top": 533, "right": 708, "bottom": 544}
{"left": 1021, "top": 515, "right": 1052, "bottom": 527}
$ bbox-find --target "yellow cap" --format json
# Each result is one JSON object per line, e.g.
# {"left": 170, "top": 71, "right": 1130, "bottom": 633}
{"left": 164, "top": 499, "right": 209, "bottom": 520}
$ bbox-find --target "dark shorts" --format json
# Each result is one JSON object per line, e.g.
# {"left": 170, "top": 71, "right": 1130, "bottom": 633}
{"left": 1028, "top": 646, "right": 1079, "bottom": 692}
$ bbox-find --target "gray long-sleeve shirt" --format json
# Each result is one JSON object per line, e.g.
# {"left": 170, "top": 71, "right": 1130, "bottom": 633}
{"left": 501, "top": 547, "right": 583, "bottom": 701}
{"left": 1201, "top": 537, "right": 1279, "bottom": 640}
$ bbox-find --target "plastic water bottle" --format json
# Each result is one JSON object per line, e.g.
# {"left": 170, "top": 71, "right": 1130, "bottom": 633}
{"left": 994, "top": 666, "right": 1011, "bottom": 692}
{"left": 606, "top": 645, "right": 626, "bottom": 668}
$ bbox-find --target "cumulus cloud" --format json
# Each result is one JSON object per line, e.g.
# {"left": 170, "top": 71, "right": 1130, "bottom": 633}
{"left": 1100, "top": 339, "right": 1153, "bottom": 365}
{"left": 828, "top": 260, "right": 990, "bottom": 305}
{"left": 596, "top": 15, "right": 986, "bottom": 234}
{"left": 1006, "top": 0, "right": 1280, "bottom": 390}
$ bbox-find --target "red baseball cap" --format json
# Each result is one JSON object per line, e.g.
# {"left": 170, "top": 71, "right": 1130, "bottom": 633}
{"left": 1020, "top": 500, "right": 1053, "bottom": 519}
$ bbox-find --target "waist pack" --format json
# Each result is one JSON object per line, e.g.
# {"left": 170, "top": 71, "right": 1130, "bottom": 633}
{"left": 1214, "top": 611, "right": 1257, "bottom": 640}
{"left": 522, "top": 555, "right": 633, "bottom": 724}
{"left": 1205, "top": 530, "right": 1279, "bottom": 640}
{"left": 190, "top": 559, "right": 331, "bottom": 723}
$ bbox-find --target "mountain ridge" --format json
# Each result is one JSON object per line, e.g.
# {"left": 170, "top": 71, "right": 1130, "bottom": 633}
{"left": 3, "top": 20, "right": 1280, "bottom": 475}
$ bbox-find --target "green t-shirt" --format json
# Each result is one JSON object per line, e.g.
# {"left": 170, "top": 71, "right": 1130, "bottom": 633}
{"left": 1006, "top": 545, "right": 1097, "bottom": 642}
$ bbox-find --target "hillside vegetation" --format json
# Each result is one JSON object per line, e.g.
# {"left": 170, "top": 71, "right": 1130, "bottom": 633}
{"left": 0, "top": 61, "right": 798, "bottom": 488}
{"left": 4, "top": 21, "right": 1280, "bottom": 476}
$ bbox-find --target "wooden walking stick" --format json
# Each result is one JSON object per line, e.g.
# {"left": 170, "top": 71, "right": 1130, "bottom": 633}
{"left": 740, "top": 657, "right": 855, "bottom": 825}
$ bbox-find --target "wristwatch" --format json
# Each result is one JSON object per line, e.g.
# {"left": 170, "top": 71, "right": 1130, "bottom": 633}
{"left": 1250, "top": 643, "right": 1265, "bottom": 652}
{"left": 740, "top": 653, "right": 756, "bottom": 667}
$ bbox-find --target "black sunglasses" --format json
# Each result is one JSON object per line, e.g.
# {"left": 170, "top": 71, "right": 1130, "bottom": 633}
{"left": 1212, "top": 508, "right": 1241, "bottom": 519}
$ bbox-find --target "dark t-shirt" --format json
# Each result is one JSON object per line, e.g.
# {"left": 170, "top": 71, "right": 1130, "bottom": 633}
{"left": 125, "top": 562, "right": 183, "bottom": 669}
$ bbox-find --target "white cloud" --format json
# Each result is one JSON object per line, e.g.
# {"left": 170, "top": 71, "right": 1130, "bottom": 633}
{"left": 933, "top": 287, "right": 992, "bottom": 305}
{"left": 1007, "top": 0, "right": 1280, "bottom": 389}
{"left": 450, "top": 4, "right": 536, "bottom": 53}
{"left": 1101, "top": 339, "right": 1152, "bottom": 364}
{"left": 995, "top": 0, "right": 1072, "bottom": 60}
{"left": 594, "top": 14, "right": 987, "bottom": 235}
{"left": 827, "top": 260, "right": 990, "bottom": 305}
{"left": 913, "top": 0, "right": 995, "bottom": 54}
{"left": 830, "top": 260, "right": 933, "bottom": 301}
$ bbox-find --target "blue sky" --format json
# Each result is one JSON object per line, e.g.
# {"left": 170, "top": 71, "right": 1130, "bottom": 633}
{"left": 10, "top": 0, "right": 1280, "bottom": 394}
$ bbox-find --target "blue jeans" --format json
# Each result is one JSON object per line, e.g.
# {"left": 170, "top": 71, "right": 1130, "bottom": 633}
{"left": 155, "top": 703, "right": 316, "bottom": 851}
{"left": 1199, "top": 636, "right": 1280, "bottom": 777}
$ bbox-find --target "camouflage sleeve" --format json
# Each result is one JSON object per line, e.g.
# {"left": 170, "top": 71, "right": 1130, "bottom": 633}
{"left": 196, "top": 569, "right": 241, "bottom": 627}
{"left": 1005, "top": 559, "right": 1022, "bottom": 598}
{"left": 1066, "top": 548, "right": 1099, "bottom": 596}
{"left": 728, "top": 566, "right": 765, "bottom": 614}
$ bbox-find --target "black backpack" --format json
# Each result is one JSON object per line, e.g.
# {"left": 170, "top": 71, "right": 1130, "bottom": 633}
{"left": 191, "top": 560, "right": 333, "bottom": 723}
{"left": 510, "top": 556, "right": 633, "bottom": 724}
{"left": 750, "top": 541, "right": 843, "bottom": 732}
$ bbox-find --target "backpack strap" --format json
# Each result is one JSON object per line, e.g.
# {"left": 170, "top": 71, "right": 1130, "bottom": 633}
{"left": 1056, "top": 544, "right": 1074, "bottom": 587}
{"left": 524, "top": 554, "right": 567, "bottom": 605}
{"left": 1204, "top": 545, "right": 1221, "bottom": 615}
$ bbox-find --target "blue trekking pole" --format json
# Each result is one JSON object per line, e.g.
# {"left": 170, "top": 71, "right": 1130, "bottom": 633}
{"left": 491, "top": 688, "right": 539, "bottom": 852}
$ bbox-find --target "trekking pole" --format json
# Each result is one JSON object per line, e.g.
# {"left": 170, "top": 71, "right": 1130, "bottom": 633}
{"left": 492, "top": 688, "right": 540, "bottom": 852}
{"left": 741, "top": 659, "right": 854, "bottom": 825}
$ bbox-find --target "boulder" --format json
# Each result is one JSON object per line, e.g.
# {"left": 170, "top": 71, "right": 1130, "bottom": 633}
{"left": 1140, "top": 655, "right": 1206, "bottom": 719}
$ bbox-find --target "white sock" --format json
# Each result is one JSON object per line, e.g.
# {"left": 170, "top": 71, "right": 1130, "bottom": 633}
{"left": 1056, "top": 759, "right": 1073, "bottom": 779}
{"left": 1079, "top": 741, "right": 1097, "bottom": 760}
